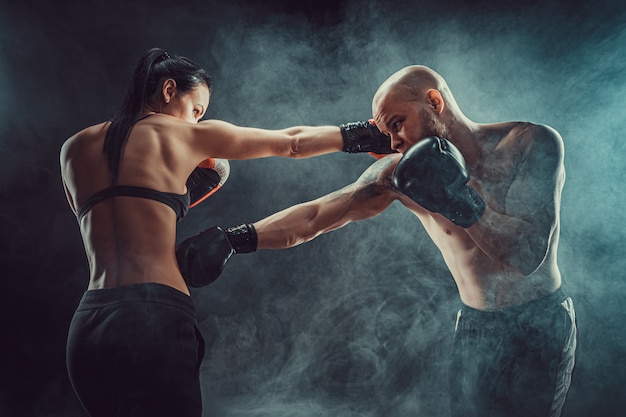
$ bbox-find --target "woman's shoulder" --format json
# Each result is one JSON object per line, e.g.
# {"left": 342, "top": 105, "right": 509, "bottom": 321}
{"left": 66, "top": 121, "right": 109, "bottom": 143}
{"left": 61, "top": 122, "right": 109, "bottom": 160}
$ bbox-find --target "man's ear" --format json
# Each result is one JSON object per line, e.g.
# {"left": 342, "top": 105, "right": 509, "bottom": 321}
{"left": 426, "top": 89, "right": 445, "bottom": 114}
{"left": 161, "top": 79, "right": 177, "bottom": 104}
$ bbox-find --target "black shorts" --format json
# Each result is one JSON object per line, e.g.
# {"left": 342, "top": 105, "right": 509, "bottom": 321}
{"left": 66, "top": 283, "right": 205, "bottom": 417}
{"left": 450, "top": 288, "right": 577, "bottom": 417}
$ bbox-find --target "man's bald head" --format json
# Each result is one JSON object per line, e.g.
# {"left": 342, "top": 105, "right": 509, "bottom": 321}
{"left": 372, "top": 65, "right": 452, "bottom": 116}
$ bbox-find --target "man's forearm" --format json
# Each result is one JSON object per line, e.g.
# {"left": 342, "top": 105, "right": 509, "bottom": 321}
{"left": 254, "top": 203, "right": 324, "bottom": 249}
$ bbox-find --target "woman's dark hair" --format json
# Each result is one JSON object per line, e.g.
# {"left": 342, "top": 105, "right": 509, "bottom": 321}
{"left": 103, "top": 48, "right": 212, "bottom": 182}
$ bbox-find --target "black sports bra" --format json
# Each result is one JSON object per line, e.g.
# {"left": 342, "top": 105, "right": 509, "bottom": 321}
{"left": 76, "top": 185, "right": 190, "bottom": 222}
{"left": 75, "top": 113, "right": 191, "bottom": 222}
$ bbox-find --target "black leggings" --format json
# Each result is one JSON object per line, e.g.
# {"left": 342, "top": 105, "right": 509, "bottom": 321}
{"left": 450, "top": 288, "right": 577, "bottom": 417}
{"left": 66, "top": 283, "right": 205, "bottom": 417}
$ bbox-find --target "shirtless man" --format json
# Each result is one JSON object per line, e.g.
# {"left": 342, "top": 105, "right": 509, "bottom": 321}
{"left": 180, "top": 65, "right": 577, "bottom": 417}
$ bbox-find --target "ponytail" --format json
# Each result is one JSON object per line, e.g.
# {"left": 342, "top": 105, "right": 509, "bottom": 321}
{"left": 103, "top": 48, "right": 212, "bottom": 183}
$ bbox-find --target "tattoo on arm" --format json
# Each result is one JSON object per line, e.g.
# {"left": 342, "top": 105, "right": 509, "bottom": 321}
{"left": 356, "top": 157, "right": 401, "bottom": 198}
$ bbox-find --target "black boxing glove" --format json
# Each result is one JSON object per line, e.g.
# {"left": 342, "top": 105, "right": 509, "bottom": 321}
{"left": 176, "top": 223, "right": 257, "bottom": 287}
{"left": 187, "top": 158, "right": 230, "bottom": 208}
{"left": 340, "top": 120, "right": 396, "bottom": 155}
{"left": 392, "top": 136, "right": 485, "bottom": 228}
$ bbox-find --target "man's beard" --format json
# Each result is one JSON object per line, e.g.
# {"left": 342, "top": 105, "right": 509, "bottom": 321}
{"left": 421, "top": 108, "right": 450, "bottom": 140}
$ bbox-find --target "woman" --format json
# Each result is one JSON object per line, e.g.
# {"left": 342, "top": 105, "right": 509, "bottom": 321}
{"left": 60, "top": 47, "right": 391, "bottom": 417}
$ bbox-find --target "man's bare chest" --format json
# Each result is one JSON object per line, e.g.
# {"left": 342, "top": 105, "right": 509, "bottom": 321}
{"left": 469, "top": 153, "right": 522, "bottom": 213}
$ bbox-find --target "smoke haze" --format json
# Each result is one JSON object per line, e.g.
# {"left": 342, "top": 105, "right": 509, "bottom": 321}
{"left": 1, "top": 0, "right": 625, "bottom": 416}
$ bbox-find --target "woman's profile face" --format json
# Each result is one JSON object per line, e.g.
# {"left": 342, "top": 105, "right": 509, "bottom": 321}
{"left": 165, "top": 83, "right": 210, "bottom": 124}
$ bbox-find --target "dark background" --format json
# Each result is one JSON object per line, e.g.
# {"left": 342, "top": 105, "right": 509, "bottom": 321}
{"left": 1, "top": 0, "right": 625, "bottom": 415}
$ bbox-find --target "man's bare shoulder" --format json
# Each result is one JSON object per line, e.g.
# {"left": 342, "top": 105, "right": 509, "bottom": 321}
{"left": 356, "top": 153, "right": 403, "bottom": 185}
{"left": 491, "top": 122, "right": 563, "bottom": 158}
{"left": 496, "top": 122, "right": 565, "bottom": 198}
{"left": 516, "top": 123, "right": 564, "bottom": 165}
{"left": 322, "top": 154, "right": 403, "bottom": 217}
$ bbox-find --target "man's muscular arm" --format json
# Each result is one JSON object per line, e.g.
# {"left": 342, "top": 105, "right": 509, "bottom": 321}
{"left": 176, "top": 156, "right": 400, "bottom": 287}
{"left": 255, "top": 155, "right": 401, "bottom": 249}
{"left": 466, "top": 124, "right": 565, "bottom": 276}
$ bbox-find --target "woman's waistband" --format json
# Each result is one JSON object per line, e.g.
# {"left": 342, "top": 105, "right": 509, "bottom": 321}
{"left": 76, "top": 282, "right": 195, "bottom": 317}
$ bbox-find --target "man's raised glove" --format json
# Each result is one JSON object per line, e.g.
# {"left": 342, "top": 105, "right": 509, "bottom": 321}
{"left": 392, "top": 136, "right": 485, "bottom": 228}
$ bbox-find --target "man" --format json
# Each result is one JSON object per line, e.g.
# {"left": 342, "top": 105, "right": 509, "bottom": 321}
{"left": 178, "top": 65, "right": 577, "bottom": 417}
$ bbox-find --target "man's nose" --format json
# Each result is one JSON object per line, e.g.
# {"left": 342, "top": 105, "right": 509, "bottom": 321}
{"left": 390, "top": 134, "right": 402, "bottom": 151}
